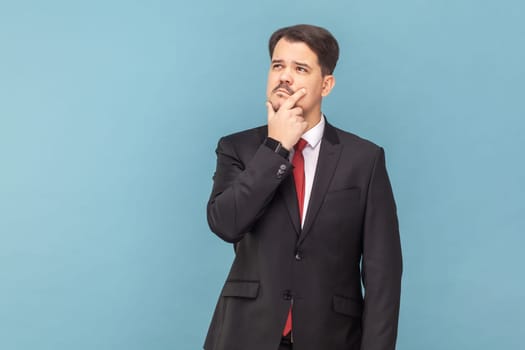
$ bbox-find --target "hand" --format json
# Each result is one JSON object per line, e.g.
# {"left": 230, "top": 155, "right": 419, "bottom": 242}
{"left": 266, "top": 88, "right": 308, "bottom": 150}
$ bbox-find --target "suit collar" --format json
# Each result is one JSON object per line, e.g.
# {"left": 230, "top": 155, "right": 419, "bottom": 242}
{"left": 321, "top": 119, "right": 340, "bottom": 146}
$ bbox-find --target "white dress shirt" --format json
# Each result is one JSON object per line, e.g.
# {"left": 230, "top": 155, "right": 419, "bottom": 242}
{"left": 289, "top": 114, "right": 325, "bottom": 226}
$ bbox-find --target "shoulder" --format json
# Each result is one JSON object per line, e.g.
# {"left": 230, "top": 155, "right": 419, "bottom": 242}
{"left": 213, "top": 126, "right": 267, "bottom": 160}
{"left": 327, "top": 123, "right": 382, "bottom": 154}
{"left": 326, "top": 123, "right": 389, "bottom": 174}
{"left": 219, "top": 125, "right": 267, "bottom": 145}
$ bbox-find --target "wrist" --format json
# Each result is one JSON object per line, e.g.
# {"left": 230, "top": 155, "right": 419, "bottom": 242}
{"left": 263, "top": 137, "right": 290, "bottom": 159}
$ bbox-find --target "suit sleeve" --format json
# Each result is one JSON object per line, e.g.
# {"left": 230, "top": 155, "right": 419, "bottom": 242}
{"left": 360, "top": 148, "right": 403, "bottom": 350}
{"left": 207, "top": 136, "right": 293, "bottom": 243}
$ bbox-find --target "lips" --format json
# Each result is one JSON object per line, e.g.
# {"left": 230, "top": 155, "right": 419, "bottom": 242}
{"left": 272, "top": 84, "right": 294, "bottom": 96}
{"left": 275, "top": 89, "right": 291, "bottom": 96}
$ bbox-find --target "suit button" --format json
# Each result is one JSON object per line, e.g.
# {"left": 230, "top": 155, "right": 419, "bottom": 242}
{"left": 295, "top": 251, "right": 303, "bottom": 261}
{"left": 282, "top": 290, "right": 292, "bottom": 300}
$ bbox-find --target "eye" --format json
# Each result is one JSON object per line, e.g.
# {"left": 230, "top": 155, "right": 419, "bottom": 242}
{"left": 272, "top": 63, "right": 283, "bottom": 70}
{"left": 297, "top": 66, "right": 308, "bottom": 73}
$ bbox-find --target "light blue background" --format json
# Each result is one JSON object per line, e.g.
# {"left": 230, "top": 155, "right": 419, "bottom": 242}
{"left": 1, "top": 0, "right": 524, "bottom": 349}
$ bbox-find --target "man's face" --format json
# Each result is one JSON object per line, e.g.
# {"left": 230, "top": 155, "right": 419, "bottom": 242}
{"left": 266, "top": 38, "right": 334, "bottom": 117}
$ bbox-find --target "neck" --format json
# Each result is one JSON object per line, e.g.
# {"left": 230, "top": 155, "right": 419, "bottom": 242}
{"left": 303, "top": 108, "right": 322, "bottom": 131}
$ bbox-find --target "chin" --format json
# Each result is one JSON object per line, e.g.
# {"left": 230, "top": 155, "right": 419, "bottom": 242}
{"left": 268, "top": 97, "right": 282, "bottom": 111}
{"left": 270, "top": 102, "right": 281, "bottom": 112}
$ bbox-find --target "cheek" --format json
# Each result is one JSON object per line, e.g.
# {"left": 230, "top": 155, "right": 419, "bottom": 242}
{"left": 267, "top": 73, "right": 279, "bottom": 87}
{"left": 266, "top": 81, "right": 276, "bottom": 97}
{"left": 297, "top": 91, "right": 320, "bottom": 110}
{"left": 294, "top": 95, "right": 310, "bottom": 109}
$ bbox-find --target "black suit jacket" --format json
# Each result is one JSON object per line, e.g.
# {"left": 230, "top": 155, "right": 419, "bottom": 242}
{"left": 204, "top": 121, "right": 402, "bottom": 350}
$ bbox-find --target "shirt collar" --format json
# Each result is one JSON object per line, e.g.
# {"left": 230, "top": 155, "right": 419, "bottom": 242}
{"left": 302, "top": 114, "right": 325, "bottom": 149}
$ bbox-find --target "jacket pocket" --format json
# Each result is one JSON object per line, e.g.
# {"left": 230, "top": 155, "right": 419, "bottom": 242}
{"left": 221, "top": 280, "right": 260, "bottom": 299}
{"left": 333, "top": 295, "right": 363, "bottom": 317}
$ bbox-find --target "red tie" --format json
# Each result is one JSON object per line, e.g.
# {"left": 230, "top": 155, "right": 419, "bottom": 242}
{"left": 283, "top": 138, "right": 308, "bottom": 336}
{"left": 292, "top": 138, "right": 308, "bottom": 222}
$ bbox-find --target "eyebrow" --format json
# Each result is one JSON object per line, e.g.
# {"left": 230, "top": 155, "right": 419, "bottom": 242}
{"left": 271, "top": 59, "right": 312, "bottom": 69}
{"left": 294, "top": 61, "right": 311, "bottom": 69}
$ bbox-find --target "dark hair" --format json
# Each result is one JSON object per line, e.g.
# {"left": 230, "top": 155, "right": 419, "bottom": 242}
{"left": 269, "top": 24, "right": 339, "bottom": 76}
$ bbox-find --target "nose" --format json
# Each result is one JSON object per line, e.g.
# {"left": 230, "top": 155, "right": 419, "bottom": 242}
{"left": 279, "top": 68, "right": 293, "bottom": 85}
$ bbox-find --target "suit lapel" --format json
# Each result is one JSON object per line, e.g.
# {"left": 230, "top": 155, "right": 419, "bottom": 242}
{"left": 299, "top": 123, "right": 342, "bottom": 246}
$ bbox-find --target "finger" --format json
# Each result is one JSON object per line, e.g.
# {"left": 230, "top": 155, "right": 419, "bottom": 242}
{"left": 290, "top": 107, "right": 303, "bottom": 116}
{"left": 281, "top": 88, "right": 306, "bottom": 109}
{"left": 299, "top": 120, "right": 308, "bottom": 131}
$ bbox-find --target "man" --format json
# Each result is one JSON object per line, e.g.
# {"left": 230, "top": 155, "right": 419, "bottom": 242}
{"left": 204, "top": 24, "right": 402, "bottom": 350}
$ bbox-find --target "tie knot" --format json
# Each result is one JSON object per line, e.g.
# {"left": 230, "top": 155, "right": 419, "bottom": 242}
{"left": 294, "top": 138, "right": 308, "bottom": 152}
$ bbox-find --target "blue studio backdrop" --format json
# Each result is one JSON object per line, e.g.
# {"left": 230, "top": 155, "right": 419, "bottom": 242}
{"left": 1, "top": 0, "right": 524, "bottom": 349}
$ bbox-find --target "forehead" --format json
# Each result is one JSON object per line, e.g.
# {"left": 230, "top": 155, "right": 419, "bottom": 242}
{"left": 271, "top": 39, "right": 320, "bottom": 66}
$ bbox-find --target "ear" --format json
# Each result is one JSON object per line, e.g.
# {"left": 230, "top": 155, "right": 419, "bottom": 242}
{"left": 321, "top": 75, "right": 335, "bottom": 97}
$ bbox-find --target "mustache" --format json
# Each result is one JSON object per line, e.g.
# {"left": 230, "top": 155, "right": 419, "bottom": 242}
{"left": 272, "top": 83, "right": 295, "bottom": 95}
